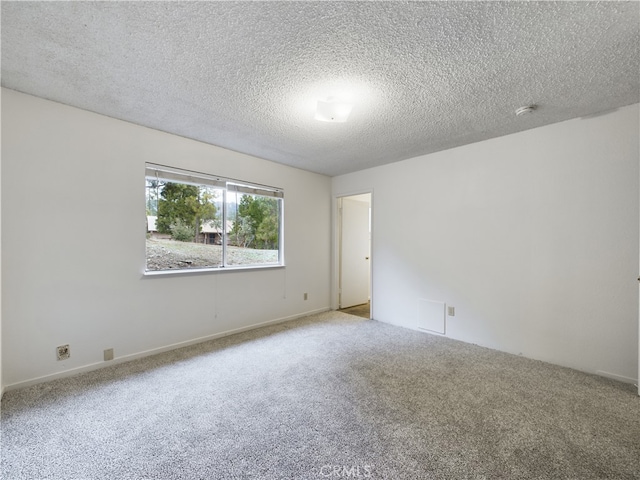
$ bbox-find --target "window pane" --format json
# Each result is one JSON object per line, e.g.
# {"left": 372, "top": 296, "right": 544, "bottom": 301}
{"left": 146, "top": 179, "right": 224, "bottom": 271}
{"left": 226, "top": 190, "right": 281, "bottom": 266}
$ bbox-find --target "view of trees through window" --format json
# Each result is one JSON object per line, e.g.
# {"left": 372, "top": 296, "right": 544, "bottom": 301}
{"left": 145, "top": 166, "right": 282, "bottom": 272}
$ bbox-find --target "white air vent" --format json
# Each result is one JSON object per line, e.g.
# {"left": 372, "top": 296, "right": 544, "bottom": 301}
{"left": 418, "top": 299, "right": 446, "bottom": 334}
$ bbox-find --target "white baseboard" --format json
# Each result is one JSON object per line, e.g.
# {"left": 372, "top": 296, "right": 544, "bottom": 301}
{"left": 595, "top": 370, "right": 638, "bottom": 385}
{"left": 408, "top": 322, "right": 639, "bottom": 388}
{"left": 3, "top": 307, "right": 330, "bottom": 393}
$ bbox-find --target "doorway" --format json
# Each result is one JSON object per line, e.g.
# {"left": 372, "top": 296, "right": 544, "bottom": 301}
{"left": 338, "top": 193, "right": 372, "bottom": 319}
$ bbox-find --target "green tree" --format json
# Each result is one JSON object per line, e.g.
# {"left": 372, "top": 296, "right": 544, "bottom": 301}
{"left": 231, "top": 195, "right": 253, "bottom": 247}
{"left": 256, "top": 213, "right": 278, "bottom": 249}
{"left": 156, "top": 183, "right": 199, "bottom": 234}
{"left": 232, "top": 215, "right": 254, "bottom": 248}
{"left": 232, "top": 195, "right": 279, "bottom": 249}
{"left": 156, "top": 183, "right": 217, "bottom": 242}
{"left": 185, "top": 188, "right": 217, "bottom": 243}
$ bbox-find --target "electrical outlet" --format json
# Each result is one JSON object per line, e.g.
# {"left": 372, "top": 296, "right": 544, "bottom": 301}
{"left": 104, "top": 348, "right": 114, "bottom": 361}
{"left": 304, "top": 292, "right": 308, "bottom": 300}
{"left": 447, "top": 306, "right": 455, "bottom": 316}
{"left": 56, "top": 344, "right": 70, "bottom": 361}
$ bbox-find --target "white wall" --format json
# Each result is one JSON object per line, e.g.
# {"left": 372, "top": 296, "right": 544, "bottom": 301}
{"left": 1, "top": 89, "right": 332, "bottom": 389}
{"left": 0, "top": 93, "right": 3, "bottom": 397}
{"left": 334, "top": 104, "right": 640, "bottom": 383}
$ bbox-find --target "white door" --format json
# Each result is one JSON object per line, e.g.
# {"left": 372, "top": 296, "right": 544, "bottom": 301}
{"left": 340, "top": 195, "right": 371, "bottom": 309}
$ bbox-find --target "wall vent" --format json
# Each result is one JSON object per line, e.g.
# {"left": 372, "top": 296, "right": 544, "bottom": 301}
{"left": 418, "top": 299, "right": 446, "bottom": 334}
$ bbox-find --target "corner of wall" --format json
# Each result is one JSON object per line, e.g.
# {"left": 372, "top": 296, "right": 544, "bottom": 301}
{"left": 1, "top": 93, "right": 3, "bottom": 400}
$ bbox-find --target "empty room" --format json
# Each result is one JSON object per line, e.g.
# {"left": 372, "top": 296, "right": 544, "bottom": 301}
{"left": 1, "top": 2, "right": 639, "bottom": 479}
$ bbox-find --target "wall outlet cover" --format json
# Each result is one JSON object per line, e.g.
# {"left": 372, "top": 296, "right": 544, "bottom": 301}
{"left": 56, "top": 344, "right": 70, "bottom": 361}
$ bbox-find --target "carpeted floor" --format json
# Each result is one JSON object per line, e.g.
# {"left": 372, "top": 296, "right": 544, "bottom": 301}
{"left": 1, "top": 311, "right": 639, "bottom": 479}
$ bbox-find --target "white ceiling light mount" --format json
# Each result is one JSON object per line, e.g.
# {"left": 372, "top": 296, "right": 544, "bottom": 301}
{"left": 515, "top": 105, "right": 537, "bottom": 116}
{"left": 315, "top": 97, "right": 353, "bottom": 122}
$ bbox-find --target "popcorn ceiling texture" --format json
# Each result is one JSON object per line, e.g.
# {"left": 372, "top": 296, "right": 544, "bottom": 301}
{"left": 1, "top": 1, "right": 638, "bottom": 176}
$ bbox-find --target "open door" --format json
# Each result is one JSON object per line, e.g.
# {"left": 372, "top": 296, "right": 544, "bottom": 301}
{"left": 339, "top": 194, "right": 371, "bottom": 311}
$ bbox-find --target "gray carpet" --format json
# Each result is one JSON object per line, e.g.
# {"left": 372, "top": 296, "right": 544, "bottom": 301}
{"left": 1, "top": 311, "right": 639, "bottom": 479}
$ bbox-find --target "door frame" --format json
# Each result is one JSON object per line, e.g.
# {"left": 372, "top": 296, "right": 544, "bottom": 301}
{"left": 333, "top": 190, "right": 373, "bottom": 318}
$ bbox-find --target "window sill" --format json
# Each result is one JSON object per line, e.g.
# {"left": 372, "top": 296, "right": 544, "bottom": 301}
{"left": 142, "top": 263, "right": 285, "bottom": 277}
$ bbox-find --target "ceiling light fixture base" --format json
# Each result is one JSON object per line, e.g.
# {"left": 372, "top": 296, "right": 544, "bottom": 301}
{"left": 315, "top": 98, "right": 353, "bottom": 123}
{"left": 515, "top": 105, "right": 537, "bottom": 116}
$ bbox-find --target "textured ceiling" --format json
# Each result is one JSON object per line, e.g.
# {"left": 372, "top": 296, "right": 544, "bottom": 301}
{"left": 2, "top": 1, "right": 639, "bottom": 177}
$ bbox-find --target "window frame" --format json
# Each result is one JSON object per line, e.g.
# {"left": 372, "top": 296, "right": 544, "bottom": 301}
{"left": 144, "top": 163, "right": 284, "bottom": 275}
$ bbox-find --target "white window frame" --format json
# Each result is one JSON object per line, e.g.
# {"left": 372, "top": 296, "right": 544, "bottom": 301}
{"left": 144, "top": 163, "right": 284, "bottom": 275}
